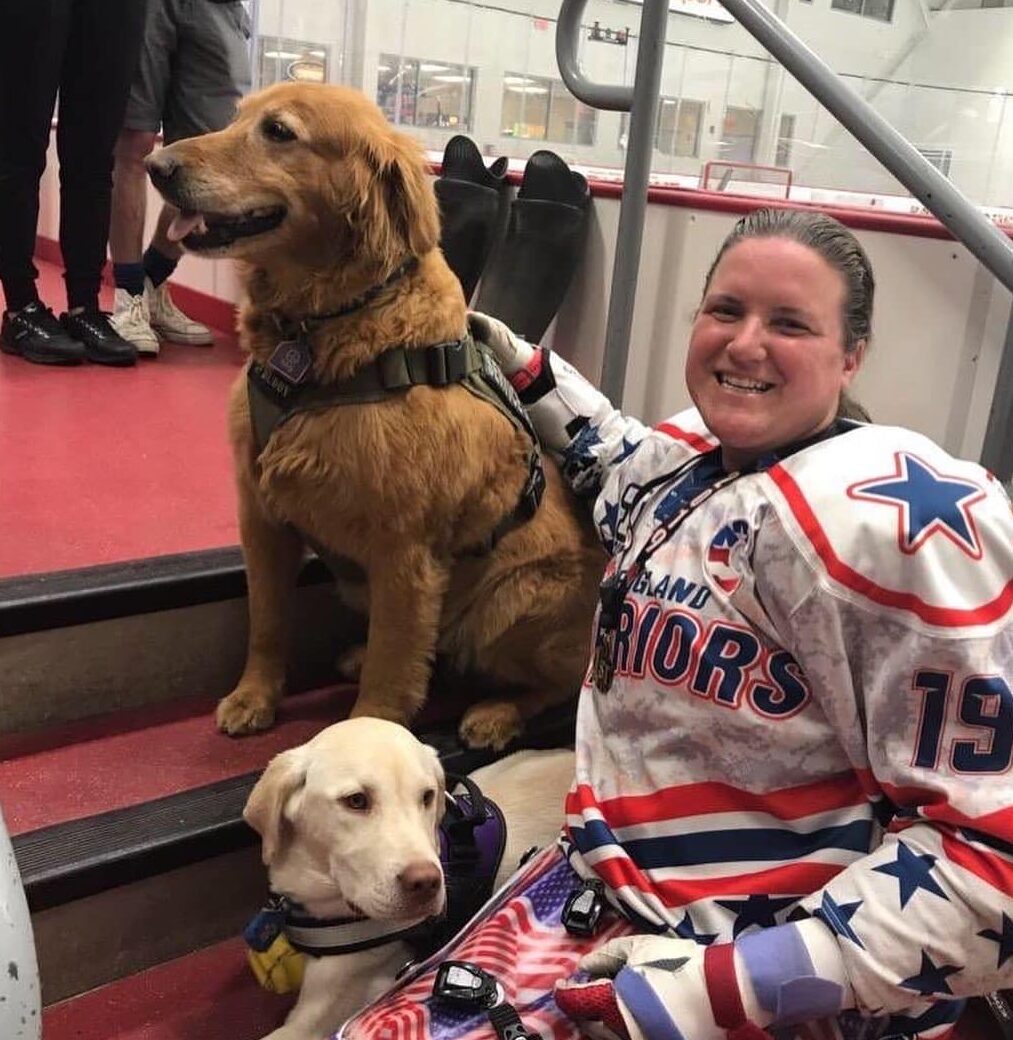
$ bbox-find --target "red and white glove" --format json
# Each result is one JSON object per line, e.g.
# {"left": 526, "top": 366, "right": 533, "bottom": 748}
{"left": 554, "top": 922, "right": 853, "bottom": 1040}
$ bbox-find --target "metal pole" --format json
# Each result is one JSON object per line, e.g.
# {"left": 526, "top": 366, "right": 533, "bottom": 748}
{"left": 556, "top": 0, "right": 668, "bottom": 404}
{"left": 718, "top": 0, "right": 1013, "bottom": 294}
{"left": 556, "top": 0, "right": 634, "bottom": 111}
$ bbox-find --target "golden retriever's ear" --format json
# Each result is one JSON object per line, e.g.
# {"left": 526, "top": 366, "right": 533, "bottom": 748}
{"left": 243, "top": 748, "right": 308, "bottom": 865}
{"left": 358, "top": 131, "right": 440, "bottom": 266}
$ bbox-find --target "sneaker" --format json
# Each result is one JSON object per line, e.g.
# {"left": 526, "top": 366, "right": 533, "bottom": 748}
{"left": 110, "top": 288, "right": 160, "bottom": 356}
{"left": 61, "top": 309, "right": 138, "bottom": 366}
{"left": 146, "top": 279, "right": 214, "bottom": 345}
{"left": 0, "top": 302, "right": 85, "bottom": 365}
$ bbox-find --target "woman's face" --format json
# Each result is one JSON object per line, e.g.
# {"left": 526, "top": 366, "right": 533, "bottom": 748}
{"left": 686, "top": 236, "right": 864, "bottom": 470}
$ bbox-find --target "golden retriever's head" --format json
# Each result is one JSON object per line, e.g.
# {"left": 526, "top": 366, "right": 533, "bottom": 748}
{"left": 145, "top": 82, "right": 440, "bottom": 275}
{"left": 244, "top": 717, "right": 447, "bottom": 922}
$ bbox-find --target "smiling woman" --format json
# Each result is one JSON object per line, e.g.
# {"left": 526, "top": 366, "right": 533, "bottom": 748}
{"left": 436, "top": 205, "right": 1013, "bottom": 1040}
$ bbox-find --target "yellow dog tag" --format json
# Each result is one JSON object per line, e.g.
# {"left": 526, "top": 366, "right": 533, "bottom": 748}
{"left": 247, "top": 933, "right": 306, "bottom": 994}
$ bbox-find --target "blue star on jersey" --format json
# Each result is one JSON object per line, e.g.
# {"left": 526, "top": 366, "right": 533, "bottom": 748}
{"left": 848, "top": 452, "right": 986, "bottom": 558}
{"left": 978, "top": 911, "right": 1013, "bottom": 969}
{"left": 814, "top": 892, "right": 864, "bottom": 948}
{"left": 674, "top": 911, "right": 718, "bottom": 946}
{"left": 872, "top": 841, "right": 949, "bottom": 909}
{"left": 715, "top": 894, "right": 799, "bottom": 936}
{"left": 899, "top": 951, "right": 962, "bottom": 996}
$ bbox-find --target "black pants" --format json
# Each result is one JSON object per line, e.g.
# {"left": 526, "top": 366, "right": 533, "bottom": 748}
{"left": 0, "top": 0, "right": 147, "bottom": 312}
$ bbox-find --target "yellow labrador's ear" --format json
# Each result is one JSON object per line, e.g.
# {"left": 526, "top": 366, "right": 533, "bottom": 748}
{"left": 426, "top": 744, "right": 447, "bottom": 828}
{"left": 243, "top": 748, "right": 308, "bottom": 865}
{"left": 358, "top": 130, "right": 440, "bottom": 268}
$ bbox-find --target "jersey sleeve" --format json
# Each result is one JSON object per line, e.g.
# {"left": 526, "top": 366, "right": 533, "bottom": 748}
{"left": 754, "top": 427, "right": 1013, "bottom": 1020}
{"left": 505, "top": 348, "right": 717, "bottom": 554}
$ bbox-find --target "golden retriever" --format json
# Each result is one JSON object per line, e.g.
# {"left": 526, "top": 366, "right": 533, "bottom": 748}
{"left": 147, "top": 82, "right": 602, "bottom": 749}
{"left": 244, "top": 717, "right": 575, "bottom": 1040}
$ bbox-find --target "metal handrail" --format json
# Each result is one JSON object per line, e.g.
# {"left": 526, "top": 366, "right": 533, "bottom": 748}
{"left": 555, "top": 0, "right": 1013, "bottom": 409}
{"left": 557, "top": 0, "right": 668, "bottom": 405}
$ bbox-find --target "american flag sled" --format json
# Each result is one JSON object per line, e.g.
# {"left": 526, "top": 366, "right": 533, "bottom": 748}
{"left": 336, "top": 846, "right": 633, "bottom": 1040}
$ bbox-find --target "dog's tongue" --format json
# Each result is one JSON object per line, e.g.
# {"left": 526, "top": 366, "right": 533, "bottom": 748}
{"left": 167, "top": 212, "right": 207, "bottom": 243}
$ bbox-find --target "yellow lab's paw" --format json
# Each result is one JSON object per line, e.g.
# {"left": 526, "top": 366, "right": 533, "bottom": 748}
{"left": 458, "top": 701, "right": 523, "bottom": 750}
{"left": 216, "top": 689, "right": 277, "bottom": 735}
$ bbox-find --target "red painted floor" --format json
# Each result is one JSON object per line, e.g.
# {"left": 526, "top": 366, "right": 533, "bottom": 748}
{"left": 0, "top": 260, "right": 242, "bottom": 578}
{"left": 0, "top": 685, "right": 358, "bottom": 835}
{"left": 43, "top": 937, "right": 294, "bottom": 1040}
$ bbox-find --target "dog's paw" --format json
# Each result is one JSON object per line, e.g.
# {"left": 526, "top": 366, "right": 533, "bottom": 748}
{"left": 458, "top": 701, "right": 523, "bottom": 750}
{"left": 216, "top": 689, "right": 277, "bottom": 735}
{"left": 334, "top": 644, "right": 367, "bottom": 682}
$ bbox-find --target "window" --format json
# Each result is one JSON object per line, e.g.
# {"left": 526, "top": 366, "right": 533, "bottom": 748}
{"left": 775, "top": 113, "right": 796, "bottom": 168}
{"left": 655, "top": 98, "right": 704, "bottom": 158}
{"left": 831, "top": 0, "right": 894, "bottom": 21}
{"left": 501, "top": 74, "right": 597, "bottom": 146}
{"left": 918, "top": 147, "right": 953, "bottom": 177}
{"left": 376, "top": 55, "right": 476, "bottom": 131}
{"left": 258, "top": 37, "right": 328, "bottom": 88}
{"left": 719, "top": 106, "right": 760, "bottom": 163}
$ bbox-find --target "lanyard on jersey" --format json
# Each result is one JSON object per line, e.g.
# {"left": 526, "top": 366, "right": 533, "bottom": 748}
{"left": 591, "top": 449, "right": 742, "bottom": 694}
{"left": 590, "top": 418, "right": 859, "bottom": 695}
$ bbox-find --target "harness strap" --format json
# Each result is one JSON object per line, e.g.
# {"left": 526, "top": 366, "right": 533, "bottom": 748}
{"left": 247, "top": 333, "right": 545, "bottom": 556}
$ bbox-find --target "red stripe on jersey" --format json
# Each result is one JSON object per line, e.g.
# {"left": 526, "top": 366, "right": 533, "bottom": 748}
{"left": 876, "top": 781, "right": 1013, "bottom": 844}
{"left": 769, "top": 465, "right": 1013, "bottom": 627}
{"left": 566, "top": 773, "right": 867, "bottom": 826}
{"left": 941, "top": 833, "right": 1013, "bottom": 894}
{"left": 591, "top": 854, "right": 844, "bottom": 905}
{"left": 655, "top": 421, "right": 717, "bottom": 453}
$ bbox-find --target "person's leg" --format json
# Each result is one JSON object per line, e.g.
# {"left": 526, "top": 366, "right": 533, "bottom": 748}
{"left": 142, "top": 0, "right": 252, "bottom": 345}
{"left": 53, "top": 0, "right": 146, "bottom": 365}
{"left": 0, "top": 0, "right": 70, "bottom": 311}
{"left": 107, "top": 0, "right": 175, "bottom": 355}
{"left": 0, "top": 0, "right": 85, "bottom": 364}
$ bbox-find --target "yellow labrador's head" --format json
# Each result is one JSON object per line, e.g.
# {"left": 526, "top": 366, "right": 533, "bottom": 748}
{"left": 244, "top": 717, "right": 447, "bottom": 921}
{"left": 144, "top": 82, "right": 440, "bottom": 274}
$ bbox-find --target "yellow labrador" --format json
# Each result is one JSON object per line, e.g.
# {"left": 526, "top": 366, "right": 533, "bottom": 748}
{"left": 244, "top": 717, "right": 574, "bottom": 1040}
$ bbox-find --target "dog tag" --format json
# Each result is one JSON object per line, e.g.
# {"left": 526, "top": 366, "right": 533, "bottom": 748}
{"left": 267, "top": 333, "right": 313, "bottom": 385}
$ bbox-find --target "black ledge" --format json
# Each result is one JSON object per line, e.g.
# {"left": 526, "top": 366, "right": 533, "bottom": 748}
{"left": 0, "top": 547, "right": 333, "bottom": 637}
{"left": 14, "top": 705, "right": 578, "bottom": 913}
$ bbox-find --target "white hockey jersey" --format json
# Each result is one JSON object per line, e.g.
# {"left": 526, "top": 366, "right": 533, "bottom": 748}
{"left": 516, "top": 349, "right": 1013, "bottom": 1036}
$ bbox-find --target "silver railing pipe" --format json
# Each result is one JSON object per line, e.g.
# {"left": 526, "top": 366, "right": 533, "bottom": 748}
{"left": 557, "top": 0, "right": 668, "bottom": 405}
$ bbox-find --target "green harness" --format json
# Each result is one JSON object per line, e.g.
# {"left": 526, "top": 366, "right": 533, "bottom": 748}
{"left": 247, "top": 330, "right": 545, "bottom": 555}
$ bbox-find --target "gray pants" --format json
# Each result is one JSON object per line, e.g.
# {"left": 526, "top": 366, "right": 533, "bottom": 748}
{"left": 123, "top": 0, "right": 253, "bottom": 144}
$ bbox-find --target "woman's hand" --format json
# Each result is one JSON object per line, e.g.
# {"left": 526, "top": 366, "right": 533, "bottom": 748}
{"left": 555, "top": 935, "right": 736, "bottom": 1040}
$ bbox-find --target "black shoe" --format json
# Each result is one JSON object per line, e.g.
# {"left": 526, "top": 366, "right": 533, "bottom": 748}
{"left": 435, "top": 135, "right": 511, "bottom": 303}
{"left": 474, "top": 150, "right": 591, "bottom": 344}
{"left": 60, "top": 309, "right": 138, "bottom": 366}
{"left": 0, "top": 302, "right": 86, "bottom": 365}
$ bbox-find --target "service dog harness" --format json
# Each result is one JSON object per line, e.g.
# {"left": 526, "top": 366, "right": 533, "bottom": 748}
{"left": 246, "top": 259, "right": 545, "bottom": 555}
{"left": 244, "top": 774, "right": 509, "bottom": 989}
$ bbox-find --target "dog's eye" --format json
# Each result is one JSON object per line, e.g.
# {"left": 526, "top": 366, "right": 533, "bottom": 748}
{"left": 262, "top": 118, "right": 297, "bottom": 143}
{"left": 422, "top": 789, "right": 436, "bottom": 808}
{"left": 342, "top": 792, "right": 370, "bottom": 812}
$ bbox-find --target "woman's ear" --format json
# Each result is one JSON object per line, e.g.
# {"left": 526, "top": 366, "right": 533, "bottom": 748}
{"left": 842, "top": 339, "right": 866, "bottom": 385}
{"left": 243, "top": 748, "right": 308, "bottom": 865}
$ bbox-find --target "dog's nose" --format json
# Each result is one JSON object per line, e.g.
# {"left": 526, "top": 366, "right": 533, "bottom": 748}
{"left": 146, "top": 150, "right": 181, "bottom": 193}
{"left": 397, "top": 862, "right": 442, "bottom": 900}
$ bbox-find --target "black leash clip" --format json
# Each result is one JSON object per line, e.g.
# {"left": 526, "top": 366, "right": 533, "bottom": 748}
{"left": 562, "top": 878, "right": 607, "bottom": 937}
{"left": 433, "top": 961, "right": 540, "bottom": 1040}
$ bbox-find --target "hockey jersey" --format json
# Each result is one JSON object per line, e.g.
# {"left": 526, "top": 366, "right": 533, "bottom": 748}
{"left": 517, "top": 349, "right": 1013, "bottom": 1035}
